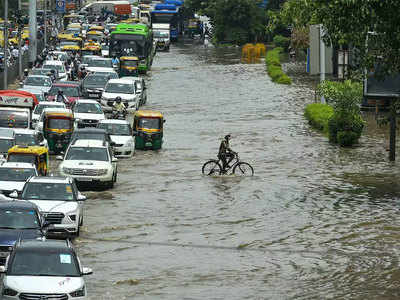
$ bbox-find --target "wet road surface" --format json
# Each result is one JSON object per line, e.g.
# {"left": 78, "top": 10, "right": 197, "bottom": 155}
{"left": 74, "top": 40, "right": 400, "bottom": 299}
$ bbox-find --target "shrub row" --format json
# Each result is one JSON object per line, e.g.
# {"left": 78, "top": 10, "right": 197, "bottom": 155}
{"left": 265, "top": 47, "right": 292, "bottom": 85}
{"left": 273, "top": 35, "right": 290, "bottom": 50}
{"left": 304, "top": 103, "right": 334, "bottom": 133}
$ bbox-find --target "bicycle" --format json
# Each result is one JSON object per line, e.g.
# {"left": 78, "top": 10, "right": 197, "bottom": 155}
{"left": 202, "top": 152, "right": 254, "bottom": 176}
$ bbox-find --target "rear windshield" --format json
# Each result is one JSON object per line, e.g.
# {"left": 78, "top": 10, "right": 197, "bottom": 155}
{"left": 47, "top": 118, "right": 72, "bottom": 129}
{"left": 48, "top": 86, "right": 79, "bottom": 97}
{"left": 0, "top": 111, "right": 29, "bottom": 128}
{"left": 0, "top": 167, "right": 36, "bottom": 181}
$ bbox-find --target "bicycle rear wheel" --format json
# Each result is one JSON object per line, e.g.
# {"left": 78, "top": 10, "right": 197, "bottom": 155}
{"left": 233, "top": 162, "right": 254, "bottom": 176}
{"left": 202, "top": 160, "right": 222, "bottom": 175}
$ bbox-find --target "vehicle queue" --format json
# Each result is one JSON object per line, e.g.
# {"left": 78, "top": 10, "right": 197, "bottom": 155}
{"left": 0, "top": 2, "right": 170, "bottom": 298}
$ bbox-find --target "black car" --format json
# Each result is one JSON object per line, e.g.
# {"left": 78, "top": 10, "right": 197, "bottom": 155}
{"left": 70, "top": 128, "right": 114, "bottom": 147}
{"left": 0, "top": 201, "right": 47, "bottom": 265}
{"left": 82, "top": 73, "right": 113, "bottom": 99}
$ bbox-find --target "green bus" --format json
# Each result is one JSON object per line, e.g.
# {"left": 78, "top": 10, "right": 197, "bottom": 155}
{"left": 110, "top": 23, "right": 154, "bottom": 74}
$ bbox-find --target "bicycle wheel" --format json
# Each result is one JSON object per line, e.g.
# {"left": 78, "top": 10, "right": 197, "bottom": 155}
{"left": 233, "top": 162, "right": 254, "bottom": 176}
{"left": 202, "top": 160, "right": 222, "bottom": 175}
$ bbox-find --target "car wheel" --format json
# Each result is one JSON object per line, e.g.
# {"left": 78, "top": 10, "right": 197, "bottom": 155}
{"left": 79, "top": 216, "right": 83, "bottom": 226}
{"left": 114, "top": 169, "right": 118, "bottom": 182}
{"left": 74, "top": 226, "right": 80, "bottom": 238}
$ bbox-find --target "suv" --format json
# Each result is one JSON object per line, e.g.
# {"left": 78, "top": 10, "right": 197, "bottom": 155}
{"left": 0, "top": 201, "right": 46, "bottom": 266}
{"left": 97, "top": 119, "right": 135, "bottom": 157}
{"left": 100, "top": 78, "right": 140, "bottom": 112}
{"left": 15, "top": 176, "right": 87, "bottom": 238}
{"left": 121, "top": 76, "right": 147, "bottom": 106}
{"left": 58, "top": 139, "right": 118, "bottom": 189}
{"left": 0, "top": 238, "right": 92, "bottom": 299}
{"left": 0, "top": 162, "right": 38, "bottom": 196}
{"left": 72, "top": 99, "right": 105, "bottom": 128}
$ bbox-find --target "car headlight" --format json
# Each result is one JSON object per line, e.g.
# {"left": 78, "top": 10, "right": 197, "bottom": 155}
{"left": 63, "top": 167, "right": 73, "bottom": 174}
{"left": 98, "top": 168, "right": 108, "bottom": 175}
{"left": 2, "top": 288, "right": 18, "bottom": 296}
{"left": 70, "top": 285, "right": 85, "bottom": 297}
{"left": 68, "top": 214, "right": 76, "bottom": 221}
{"left": 125, "top": 141, "right": 133, "bottom": 147}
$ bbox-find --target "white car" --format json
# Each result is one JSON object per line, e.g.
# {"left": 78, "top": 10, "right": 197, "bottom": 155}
{"left": 101, "top": 78, "right": 140, "bottom": 112}
{"left": 14, "top": 176, "right": 87, "bottom": 238}
{"left": 0, "top": 162, "right": 38, "bottom": 196}
{"left": 22, "top": 75, "right": 52, "bottom": 93}
{"left": 13, "top": 128, "right": 48, "bottom": 149}
{"left": 72, "top": 99, "right": 105, "bottom": 128}
{"left": 101, "top": 43, "right": 109, "bottom": 57}
{"left": 98, "top": 119, "right": 135, "bottom": 157}
{"left": 120, "top": 76, "right": 147, "bottom": 106}
{"left": 31, "top": 101, "right": 66, "bottom": 129}
{"left": 43, "top": 60, "right": 68, "bottom": 81}
{"left": 58, "top": 139, "right": 118, "bottom": 189}
{"left": 86, "top": 57, "right": 114, "bottom": 73}
{"left": 0, "top": 238, "right": 92, "bottom": 299}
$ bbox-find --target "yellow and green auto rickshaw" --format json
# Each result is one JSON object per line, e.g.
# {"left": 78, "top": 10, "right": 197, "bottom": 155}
{"left": 86, "top": 30, "right": 104, "bottom": 43}
{"left": 119, "top": 56, "right": 139, "bottom": 77}
{"left": 43, "top": 110, "right": 74, "bottom": 154}
{"left": 133, "top": 110, "right": 165, "bottom": 150}
{"left": 60, "top": 36, "right": 82, "bottom": 55}
{"left": 7, "top": 145, "right": 49, "bottom": 176}
{"left": 81, "top": 41, "right": 101, "bottom": 56}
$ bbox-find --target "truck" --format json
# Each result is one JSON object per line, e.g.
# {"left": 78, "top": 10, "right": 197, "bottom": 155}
{"left": 152, "top": 23, "right": 171, "bottom": 51}
{"left": 80, "top": 1, "right": 131, "bottom": 15}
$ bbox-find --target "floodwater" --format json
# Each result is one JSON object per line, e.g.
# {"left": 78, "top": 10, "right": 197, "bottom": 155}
{"left": 77, "top": 40, "right": 400, "bottom": 299}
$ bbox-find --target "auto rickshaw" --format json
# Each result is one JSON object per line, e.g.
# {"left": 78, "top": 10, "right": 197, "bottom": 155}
{"left": 89, "top": 25, "right": 105, "bottom": 33}
{"left": 133, "top": 110, "right": 165, "bottom": 150}
{"left": 86, "top": 30, "right": 104, "bottom": 42}
{"left": 7, "top": 145, "right": 49, "bottom": 175}
{"left": 121, "top": 18, "right": 140, "bottom": 25}
{"left": 81, "top": 42, "right": 101, "bottom": 56}
{"left": 119, "top": 56, "right": 139, "bottom": 77}
{"left": 43, "top": 110, "right": 74, "bottom": 154}
{"left": 60, "top": 36, "right": 82, "bottom": 54}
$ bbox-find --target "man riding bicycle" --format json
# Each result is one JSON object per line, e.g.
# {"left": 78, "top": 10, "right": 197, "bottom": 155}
{"left": 218, "top": 134, "right": 237, "bottom": 172}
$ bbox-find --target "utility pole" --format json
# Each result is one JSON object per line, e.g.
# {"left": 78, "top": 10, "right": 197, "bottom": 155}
{"left": 28, "top": 0, "right": 37, "bottom": 69}
{"left": 44, "top": 0, "right": 47, "bottom": 46}
{"left": 18, "top": 0, "right": 23, "bottom": 80}
{"left": 3, "top": 0, "right": 8, "bottom": 89}
{"left": 319, "top": 24, "right": 326, "bottom": 104}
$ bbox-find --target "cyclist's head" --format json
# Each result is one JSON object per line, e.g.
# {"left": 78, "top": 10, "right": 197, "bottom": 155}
{"left": 224, "top": 134, "right": 231, "bottom": 141}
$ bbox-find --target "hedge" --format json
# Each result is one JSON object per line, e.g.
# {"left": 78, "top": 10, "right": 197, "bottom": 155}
{"left": 304, "top": 103, "right": 334, "bottom": 133}
{"left": 273, "top": 35, "right": 290, "bottom": 50}
{"left": 265, "top": 47, "right": 292, "bottom": 85}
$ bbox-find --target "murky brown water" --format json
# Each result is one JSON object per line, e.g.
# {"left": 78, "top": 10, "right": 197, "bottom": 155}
{"left": 73, "top": 40, "right": 400, "bottom": 299}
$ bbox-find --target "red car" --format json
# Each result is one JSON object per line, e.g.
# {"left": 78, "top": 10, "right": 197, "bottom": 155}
{"left": 47, "top": 82, "right": 83, "bottom": 106}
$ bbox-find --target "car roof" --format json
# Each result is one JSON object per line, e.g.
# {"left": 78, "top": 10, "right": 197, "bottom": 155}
{"left": 75, "top": 99, "right": 99, "bottom": 104}
{"left": 13, "top": 128, "right": 36, "bottom": 134}
{"left": 44, "top": 60, "right": 63, "bottom": 65}
{"left": 18, "top": 88, "right": 45, "bottom": 94}
{"left": 0, "top": 162, "right": 36, "bottom": 169}
{"left": 99, "top": 119, "right": 129, "bottom": 125}
{"left": 37, "top": 101, "right": 65, "bottom": 106}
{"left": 74, "top": 127, "right": 107, "bottom": 133}
{"left": 0, "top": 200, "right": 38, "bottom": 210}
{"left": 26, "top": 75, "right": 50, "bottom": 79}
{"left": 91, "top": 57, "right": 112, "bottom": 61}
{"left": 72, "top": 139, "right": 106, "bottom": 148}
{"left": 108, "top": 78, "right": 135, "bottom": 84}
{"left": 27, "top": 176, "right": 71, "bottom": 184}
{"left": 52, "top": 82, "right": 79, "bottom": 87}
{"left": 0, "top": 128, "right": 15, "bottom": 138}
{"left": 17, "top": 239, "right": 71, "bottom": 251}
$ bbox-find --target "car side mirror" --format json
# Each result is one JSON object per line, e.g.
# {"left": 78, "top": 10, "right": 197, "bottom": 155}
{"left": 82, "top": 267, "right": 93, "bottom": 275}
{"left": 132, "top": 131, "right": 137, "bottom": 136}
{"left": 0, "top": 265, "right": 6, "bottom": 273}
{"left": 9, "top": 190, "right": 18, "bottom": 198}
{"left": 112, "top": 157, "right": 118, "bottom": 162}
{"left": 77, "top": 193, "right": 87, "bottom": 201}
{"left": 163, "top": 120, "right": 166, "bottom": 123}
{"left": 56, "top": 155, "right": 64, "bottom": 161}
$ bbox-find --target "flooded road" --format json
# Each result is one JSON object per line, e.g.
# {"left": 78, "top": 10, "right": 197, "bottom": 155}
{"left": 79, "top": 40, "right": 400, "bottom": 299}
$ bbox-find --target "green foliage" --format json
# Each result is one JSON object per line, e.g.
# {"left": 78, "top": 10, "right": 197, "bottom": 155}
{"left": 318, "top": 80, "right": 364, "bottom": 146}
{"left": 273, "top": 35, "right": 290, "bottom": 50}
{"left": 265, "top": 47, "right": 291, "bottom": 85}
{"left": 304, "top": 103, "right": 333, "bottom": 133}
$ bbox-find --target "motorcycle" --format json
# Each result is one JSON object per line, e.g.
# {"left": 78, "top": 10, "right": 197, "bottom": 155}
{"left": 111, "top": 108, "right": 127, "bottom": 120}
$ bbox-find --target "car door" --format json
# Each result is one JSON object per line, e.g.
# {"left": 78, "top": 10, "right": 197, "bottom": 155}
{"left": 71, "top": 180, "right": 83, "bottom": 221}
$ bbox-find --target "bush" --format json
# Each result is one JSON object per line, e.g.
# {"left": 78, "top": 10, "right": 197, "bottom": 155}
{"left": 265, "top": 47, "right": 291, "bottom": 85}
{"left": 273, "top": 35, "right": 290, "bottom": 50}
{"left": 337, "top": 131, "right": 360, "bottom": 147}
{"left": 304, "top": 103, "right": 334, "bottom": 133}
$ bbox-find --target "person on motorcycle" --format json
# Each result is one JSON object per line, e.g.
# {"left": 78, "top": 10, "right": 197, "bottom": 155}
{"left": 113, "top": 97, "right": 126, "bottom": 114}
{"left": 56, "top": 90, "right": 68, "bottom": 104}
{"left": 78, "top": 65, "right": 87, "bottom": 79}
{"left": 218, "top": 134, "right": 237, "bottom": 172}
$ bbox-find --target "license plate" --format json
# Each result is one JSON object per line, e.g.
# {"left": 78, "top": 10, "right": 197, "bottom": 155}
{"left": 0, "top": 251, "right": 9, "bottom": 257}
{"left": 145, "top": 142, "right": 152, "bottom": 146}
{"left": 89, "top": 93, "right": 98, "bottom": 97}
{"left": 56, "top": 143, "right": 63, "bottom": 148}
{"left": 77, "top": 177, "right": 92, "bottom": 182}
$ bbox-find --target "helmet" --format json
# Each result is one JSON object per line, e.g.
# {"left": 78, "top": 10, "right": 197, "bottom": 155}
{"left": 80, "top": 65, "right": 85, "bottom": 70}
{"left": 50, "top": 69, "right": 55, "bottom": 74}
{"left": 115, "top": 96, "right": 122, "bottom": 103}
{"left": 224, "top": 134, "right": 231, "bottom": 141}
{"left": 58, "top": 90, "right": 63, "bottom": 95}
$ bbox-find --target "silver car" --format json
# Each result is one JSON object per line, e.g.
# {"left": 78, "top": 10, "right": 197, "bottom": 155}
{"left": 22, "top": 75, "right": 52, "bottom": 93}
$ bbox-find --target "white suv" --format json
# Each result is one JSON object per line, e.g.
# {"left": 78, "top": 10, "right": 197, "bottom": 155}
{"left": 14, "top": 176, "right": 86, "bottom": 238}
{"left": 72, "top": 99, "right": 105, "bottom": 128}
{"left": 58, "top": 139, "right": 118, "bottom": 189}
{"left": 97, "top": 119, "right": 135, "bottom": 157}
{"left": 0, "top": 162, "right": 38, "bottom": 197}
{"left": 100, "top": 78, "right": 140, "bottom": 112}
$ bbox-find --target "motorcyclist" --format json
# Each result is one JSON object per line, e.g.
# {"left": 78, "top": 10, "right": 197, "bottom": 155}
{"left": 56, "top": 90, "right": 68, "bottom": 104}
{"left": 111, "top": 55, "right": 119, "bottom": 66}
{"left": 78, "top": 65, "right": 87, "bottom": 79}
{"left": 49, "top": 69, "right": 57, "bottom": 82}
{"left": 218, "top": 134, "right": 237, "bottom": 172}
{"left": 113, "top": 97, "right": 126, "bottom": 115}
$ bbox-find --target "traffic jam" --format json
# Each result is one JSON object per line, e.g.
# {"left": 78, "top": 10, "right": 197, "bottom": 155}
{"left": 0, "top": 0, "right": 175, "bottom": 298}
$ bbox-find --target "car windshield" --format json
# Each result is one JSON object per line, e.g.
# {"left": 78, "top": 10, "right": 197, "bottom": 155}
{"left": 82, "top": 56, "right": 99, "bottom": 64}
{"left": 138, "top": 118, "right": 161, "bottom": 129}
{"left": 98, "top": 123, "right": 130, "bottom": 136}
{"left": 32, "top": 69, "right": 53, "bottom": 76}
{"left": 0, "top": 139, "right": 14, "bottom": 153}
{"left": 0, "top": 111, "right": 29, "bottom": 129}
{"left": 15, "top": 134, "right": 38, "bottom": 146}
{"left": 95, "top": 72, "right": 118, "bottom": 79}
{"left": 0, "top": 209, "right": 39, "bottom": 229}
{"left": 8, "top": 249, "right": 80, "bottom": 277}
{"left": 48, "top": 118, "right": 72, "bottom": 129}
{"left": 66, "top": 146, "right": 108, "bottom": 161}
{"left": 154, "top": 31, "right": 169, "bottom": 38}
{"left": 48, "top": 86, "right": 79, "bottom": 97}
{"left": 8, "top": 154, "right": 37, "bottom": 164}
{"left": 24, "top": 76, "right": 51, "bottom": 87}
{"left": 105, "top": 82, "right": 134, "bottom": 94}
{"left": 22, "top": 182, "right": 75, "bottom": 201}
{"left": 84, "top": 75, "right": 108, "bottom": 86}
{"left": 88, "top": 59, "right": 112, "bottom": 68}
{"left": 43, "top": 64, "right": 65, "bottom": 73}
{"left": 0, "top": 167, "right": 36, "bottom": 181}
{"left": 74, "top": 103, "right": 103, "bottom": 114}
{"left": 34, "top": 104, "right": 64, "bottom": 115}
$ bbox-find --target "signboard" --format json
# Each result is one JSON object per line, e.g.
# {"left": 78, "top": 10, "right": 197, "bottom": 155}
{"left": 56, "top": 0, "right": 66, "bottom": 13}
{"left": 0, "top": 95, "right": 35, "bottom": 108}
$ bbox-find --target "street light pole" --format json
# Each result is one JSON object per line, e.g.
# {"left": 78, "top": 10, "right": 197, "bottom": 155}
{"left": 18, "top": 0, "right": 23, "bottom": 80}
{"left": 28, "top": 0, "right": 37, "bottom": 69}
{"left": 44, "top": 0, "right": 47, "bottom": 46}
{"left": 3, "top": 0, "right": 8, "bottom": 89}
{"left": 319, "top": 24, "right": 326, "bottom": 104}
